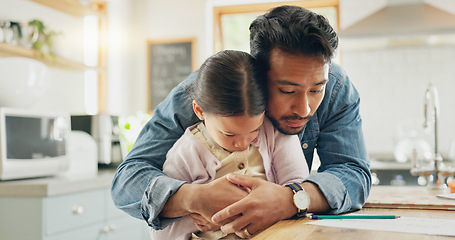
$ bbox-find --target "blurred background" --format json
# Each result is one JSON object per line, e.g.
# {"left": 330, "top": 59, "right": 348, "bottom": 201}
{"left": 1, "top": 0, "right": 455, "bottom": 163}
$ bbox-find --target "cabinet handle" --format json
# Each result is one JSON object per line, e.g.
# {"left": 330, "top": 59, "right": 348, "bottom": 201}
{"left": 109, "top": 224, "right": 116, "bottom": 232}
{"left": 72, "top": 205, "right": 86, "bottom": 214}
{"left": 101, "top": 225, "right": 110, "bottom": 234}
{"left": 100, "top": 224, "right": 116, "bottom": 234}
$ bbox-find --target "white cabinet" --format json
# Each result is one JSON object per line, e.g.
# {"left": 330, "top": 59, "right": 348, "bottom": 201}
{"left": 0, "top": 188, "right": 149, "bottom": 240}
{"left": 105, "top": 190, "right": 149, "bottom": 240}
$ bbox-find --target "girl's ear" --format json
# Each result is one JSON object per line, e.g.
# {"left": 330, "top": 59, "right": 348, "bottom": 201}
{"left": 192, "top": 100, "right": 205, "bottom": 120}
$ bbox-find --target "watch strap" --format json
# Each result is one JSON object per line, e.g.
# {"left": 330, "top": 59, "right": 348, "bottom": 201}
{"left": 285, "top": 183, "right": 308, "bottom": 217}
{"left": 287, "top": 183, "right": 303, "bottom": 193}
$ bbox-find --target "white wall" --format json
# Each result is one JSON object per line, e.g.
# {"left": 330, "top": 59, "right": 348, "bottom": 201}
{"left": 105, "top": 0, "right": 138, "bottom": 116}
{"left": 106, "top": 0, "right": 293, "bottom": 115}
{"left": 340, "top": 0, "right": 455, "bottom": 158}
{"left": 106, "top": 0, "right": 207, "bottom": 116}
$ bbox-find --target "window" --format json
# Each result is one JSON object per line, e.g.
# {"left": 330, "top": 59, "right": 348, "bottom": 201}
{"left": 213, "top": 1, "right": 339, "bottom": 55}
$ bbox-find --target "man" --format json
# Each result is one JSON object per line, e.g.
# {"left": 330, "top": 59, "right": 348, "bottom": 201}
{"left": 111, "top": 5, "right": 371, "bottom": 238}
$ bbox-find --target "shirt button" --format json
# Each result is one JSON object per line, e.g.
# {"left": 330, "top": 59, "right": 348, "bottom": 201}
{"left": 302, "top": 143, "right": 308, "bottom": 149}
{"left": 238, "top": 162, "right": 245, "bottom": 170}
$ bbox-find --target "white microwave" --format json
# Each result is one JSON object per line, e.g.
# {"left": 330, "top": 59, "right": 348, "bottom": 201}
{"left": 0, "top": 108, "right": 70, "bottom": 180}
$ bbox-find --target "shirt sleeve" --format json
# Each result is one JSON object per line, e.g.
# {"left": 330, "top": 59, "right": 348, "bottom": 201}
{"left": 110, "top": 71, "right": 200, "bottom": 230}
{"left": 304, "top": 63, "right": 371, "bottom": 214}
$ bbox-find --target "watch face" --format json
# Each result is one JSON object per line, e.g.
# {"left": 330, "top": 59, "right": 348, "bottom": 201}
{"left": 294, "top": 190, "right": 310, "bottom": 210}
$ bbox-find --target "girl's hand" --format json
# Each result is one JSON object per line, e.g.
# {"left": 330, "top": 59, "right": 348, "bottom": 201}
{"left": 188, "top": 213, "right": 220, "bottom": 232}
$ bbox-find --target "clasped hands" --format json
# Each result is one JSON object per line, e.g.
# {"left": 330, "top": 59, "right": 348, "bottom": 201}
{"left": 187, "top": 173, "right": 294, "bottom": 238}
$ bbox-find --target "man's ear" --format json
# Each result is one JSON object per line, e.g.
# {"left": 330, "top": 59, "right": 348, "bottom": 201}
{"left": 193, "top": 100, "right": 205, "bottom": 120}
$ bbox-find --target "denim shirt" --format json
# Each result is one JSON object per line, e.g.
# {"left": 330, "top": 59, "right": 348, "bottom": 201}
{"left": 111, "top": 63, "right": 371, "bottom": 230}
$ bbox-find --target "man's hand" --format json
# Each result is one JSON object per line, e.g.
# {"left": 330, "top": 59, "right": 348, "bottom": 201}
{"left": 160, "top": 175, "right": 248, "bottom": 227}
{"left": 189, "top": 176, "right": 248, "bottom": 225}
{"left": 211, "top": 173, "right": 296, "bottom": 238}
{"left": 211, "top": 173, "right": 331, "bottom": 237}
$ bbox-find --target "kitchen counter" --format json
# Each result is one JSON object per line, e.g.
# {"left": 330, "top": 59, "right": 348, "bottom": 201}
{"left": 370, "top": 159, "right": 413, "bottom": 170}
{"left": 0, "top": 169, "right": 116, "bottom": 197}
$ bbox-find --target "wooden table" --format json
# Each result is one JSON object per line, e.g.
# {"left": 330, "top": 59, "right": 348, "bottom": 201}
{"left": 253, "top": 186, "right": 455, "bottom": 240}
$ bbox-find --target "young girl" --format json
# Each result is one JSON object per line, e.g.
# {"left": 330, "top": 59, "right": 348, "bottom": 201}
{"left": 151, "top": 50, "right": 309, "bottom": 240}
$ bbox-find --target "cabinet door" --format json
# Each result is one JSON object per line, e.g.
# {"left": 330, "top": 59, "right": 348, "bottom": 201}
{"left": 44, "top": 189, "right": 105, "bottom": 235}
{"left": 45, "top": 222, "right": 106, "bottom": 240}
{"left": 106, "top": 188, "right": 126, "bottom": 219}
{"left": 105, "top": 189, "right": 150, "bottom": 240}
{"left": 106, "top": 217, "right": 149, "bottom": 240}
{"left": 0, "top": 197, "right": 44, "bottom": 240}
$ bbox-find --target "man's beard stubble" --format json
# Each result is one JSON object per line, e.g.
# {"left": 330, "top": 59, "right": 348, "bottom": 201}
{"left": 266, "top": 113, "right": 313, "bottom": 135}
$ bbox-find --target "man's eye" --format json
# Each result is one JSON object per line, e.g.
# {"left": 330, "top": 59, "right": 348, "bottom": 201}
{"left": 279, "top": 89, "right": 295, "bottom": 94}
{"left": 311, "top": 85, "right": 326, "bottom": 94}
{"left": 311, "top": 89, "right": 324, "bottom": 93}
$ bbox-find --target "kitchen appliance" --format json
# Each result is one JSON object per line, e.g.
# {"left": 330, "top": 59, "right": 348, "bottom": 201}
{"left": 340, "top": 0, "right": 455, "bottom": 37}
{"left": 58, "top": 130, "right": 98, "bottom": 178}
{"left": 70, "top": 114, "right": 122, "bottom": 165}
{"left": 0, "top": 108, "right": 70, "bottom": 180}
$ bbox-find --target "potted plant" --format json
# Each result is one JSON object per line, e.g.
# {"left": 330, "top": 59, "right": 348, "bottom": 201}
{"left": 27, "top": 19, "right": 60, "bottom": 60}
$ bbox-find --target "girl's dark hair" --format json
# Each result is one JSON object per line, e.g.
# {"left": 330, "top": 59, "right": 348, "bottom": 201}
{"left": 250, "top": 5, "right": 339, "bottom": 70}
{"left": 191, "top": 50, "right": 267, "bottom": 117}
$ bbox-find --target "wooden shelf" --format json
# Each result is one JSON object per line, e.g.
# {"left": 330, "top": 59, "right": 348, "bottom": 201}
{"left": 0, "top": 43, "right": 102, "bottom": 71}
{"left": 30, "top": 0, "right": 106, "bottom": 17}
{"left": 13, "top": 0, "right": 108, "bottom": 112}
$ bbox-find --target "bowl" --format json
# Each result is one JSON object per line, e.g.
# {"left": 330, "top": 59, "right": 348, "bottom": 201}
{"left": 0, "top": 57, "right": 49, "bottom": 108}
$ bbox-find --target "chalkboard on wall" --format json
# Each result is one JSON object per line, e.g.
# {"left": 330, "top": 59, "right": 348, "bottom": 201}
{"left": 147, "top": 38, "right": 197, "bottom": 112}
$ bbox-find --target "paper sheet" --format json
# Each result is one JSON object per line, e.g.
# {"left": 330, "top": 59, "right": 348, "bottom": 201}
{"left": 305, "top": 216, "right": 455, "bottom": 236}
{"left": 436, "top": 193, "right": 455, "bottom": 200}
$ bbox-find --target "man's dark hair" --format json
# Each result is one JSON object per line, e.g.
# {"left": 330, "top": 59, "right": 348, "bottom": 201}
{"left": 249, "top": 5, "right": 338, "bottom": 69}
{"left": 191, "top": 50, "right": 267, "bottom": 117}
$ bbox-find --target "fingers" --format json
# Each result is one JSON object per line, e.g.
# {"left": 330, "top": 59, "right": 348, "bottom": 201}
{"left": 188, "top": 213, "right": 220, "bottom": 232}
{"left": 188, "top": 213, "right": 206, "bottom": 225}
{"left": 226, "top": 173, "right": 258, "bottom": 190}
{"left": 221, "top": 215, "right": 253, "bottom": 235}
{"left": 215, "top": 214, "right": 241, "bottom": 226}
{"left": 238, "top": 227, "right": 254, "bottom": 238}
{"left": 213, "top": 179, "right": 286, "bottom": 236}
{"left": 219, "top": 209, "right": 262, "bottom": 236}
{"left": 211, "top": 197, "right": 246, "bottom": 224}
{"left": 212, "top": 174, "right": 265, "bottom": 224}
{"left": 195, "top": 223, "right": 211, "bottom": 232}
{"left": 193, "top": 176, "right": 248, "bottom": 222}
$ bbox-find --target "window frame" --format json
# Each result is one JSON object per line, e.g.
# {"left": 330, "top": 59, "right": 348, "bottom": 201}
{"left": 212, "top": 0, "right": 340, "bottom": 53}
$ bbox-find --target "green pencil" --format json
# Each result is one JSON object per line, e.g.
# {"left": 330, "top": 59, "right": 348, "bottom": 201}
{"left": 309, "top": 215, "right": 400, "bottom": 219}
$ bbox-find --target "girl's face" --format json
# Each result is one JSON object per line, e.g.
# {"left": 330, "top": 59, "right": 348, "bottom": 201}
{"left": 193, "top": 101, "right": 264, "bottom": 152}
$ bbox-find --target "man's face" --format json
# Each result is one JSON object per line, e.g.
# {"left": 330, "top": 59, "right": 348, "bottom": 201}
{"left": 266, "top": 49, "right": 329, "bottom": 135}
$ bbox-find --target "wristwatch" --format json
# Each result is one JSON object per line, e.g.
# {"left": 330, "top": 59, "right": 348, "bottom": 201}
{"left": 286, "top": 183, "right": 310, "bottom": 217}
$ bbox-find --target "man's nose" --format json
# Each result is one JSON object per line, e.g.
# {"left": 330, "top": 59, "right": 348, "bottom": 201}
{"left": 292, "top": 94, "right": 311, "bottom": 117}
